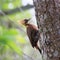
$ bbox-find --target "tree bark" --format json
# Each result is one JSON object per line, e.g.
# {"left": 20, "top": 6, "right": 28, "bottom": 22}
{"left": 33, "top": 0, "right": 60, "bottom": 60}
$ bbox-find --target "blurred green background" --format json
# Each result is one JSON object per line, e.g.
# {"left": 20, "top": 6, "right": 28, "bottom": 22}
{"left": 0, "top": 0, "right": 42, "bottom": 60}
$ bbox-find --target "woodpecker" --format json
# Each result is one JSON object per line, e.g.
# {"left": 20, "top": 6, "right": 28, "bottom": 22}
{"left": 20, "top": 19, "right": 41, "bottom": 53}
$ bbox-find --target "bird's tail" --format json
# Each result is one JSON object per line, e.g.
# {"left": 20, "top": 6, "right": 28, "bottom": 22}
{"left": 35, "top": 45, "right": 41, "bottom": 54}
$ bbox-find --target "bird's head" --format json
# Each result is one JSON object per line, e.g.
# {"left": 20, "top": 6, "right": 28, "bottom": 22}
{"left": 20, "top": 18, "right": 31, "bottom": 26}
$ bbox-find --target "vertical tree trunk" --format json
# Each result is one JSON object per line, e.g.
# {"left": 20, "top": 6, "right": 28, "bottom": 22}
{"left": 33, "top": 0, "right": 60, "bottom": 60}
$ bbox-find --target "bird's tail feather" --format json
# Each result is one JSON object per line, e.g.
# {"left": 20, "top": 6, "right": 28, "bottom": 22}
{"left": 35, "top": 45, "right": 41, "bottom": 54}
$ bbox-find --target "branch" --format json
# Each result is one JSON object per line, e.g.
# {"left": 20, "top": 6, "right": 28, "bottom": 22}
{"left": 0, "top": 4, "right": 34, "bottom": 16}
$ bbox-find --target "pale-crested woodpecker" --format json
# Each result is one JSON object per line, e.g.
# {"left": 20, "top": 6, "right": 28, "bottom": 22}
{"left": 20, "top": 19, "right": 41, "bottom": 53}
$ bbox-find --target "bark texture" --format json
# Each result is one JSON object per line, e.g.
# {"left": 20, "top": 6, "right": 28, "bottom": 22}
{"left": 33, "top": 0, "right": 60, "bottom": 60}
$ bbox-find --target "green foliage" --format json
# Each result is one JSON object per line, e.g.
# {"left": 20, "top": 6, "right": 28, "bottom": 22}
{"left": 3, "top": 29, "right": 19, "bottom": 35}
{"left": 0, "top": 0, "right": 22, "bottom": 10}
{"left": 16, "top": 35, "right": 26, "bottom": 44}
{"left": 0, "top": 26, "right": 24, "bottom": 55}
{"left": 0, "top": 0, "right": 32, "bottom": 59}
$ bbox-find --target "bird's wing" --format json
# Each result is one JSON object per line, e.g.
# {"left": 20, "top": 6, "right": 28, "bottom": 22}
{"left": 27, "top": 27, "right": 32, "bottom": 42}
{"left": 27, "top": 26, "right": 40, "bottom": 47}
{"left": 31, "top": 29, "right": 40, "bottom": 44}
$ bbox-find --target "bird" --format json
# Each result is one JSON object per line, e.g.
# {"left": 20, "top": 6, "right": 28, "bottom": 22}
{"left": 20, "top": 18, "right": 41, "bottom": 53}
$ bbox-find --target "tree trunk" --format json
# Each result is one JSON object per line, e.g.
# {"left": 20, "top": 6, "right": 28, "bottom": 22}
{"left": 33, "top": 0, "right": 60, "bottom": 60}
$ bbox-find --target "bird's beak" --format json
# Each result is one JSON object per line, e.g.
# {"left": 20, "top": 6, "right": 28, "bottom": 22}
{"left": 19, "top": 18, "right": 31, "bottom": 26}
{"left": 19, "top": 20, "right": 25, "bottom": 25}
